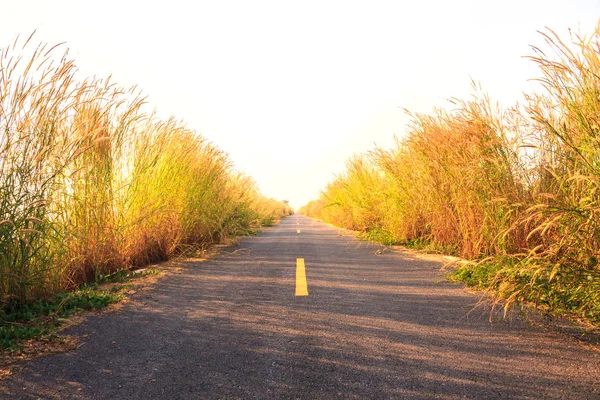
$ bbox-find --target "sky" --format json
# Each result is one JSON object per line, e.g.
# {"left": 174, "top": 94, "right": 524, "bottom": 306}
{"left": 2, "top": 1, "right": 600, "bottom": 208}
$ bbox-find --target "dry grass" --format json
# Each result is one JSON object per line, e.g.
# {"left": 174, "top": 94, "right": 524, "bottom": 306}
{"left": 299, "top": 25, "right": 600, "bottom": 325}
{"left": 0, "top": 35, "right": 292, "bottom": 305}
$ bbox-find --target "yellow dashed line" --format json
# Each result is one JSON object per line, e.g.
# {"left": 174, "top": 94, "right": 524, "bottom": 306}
{"left": 295, "top": 258, "right": 308, "bottom": 296}
{"left": 297, "top": 229, "right": 301, "bottom": 233}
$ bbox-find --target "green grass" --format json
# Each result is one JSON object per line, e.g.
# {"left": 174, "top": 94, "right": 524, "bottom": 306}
{"left": 363, "top": 227, "right": 399, "bottom": 246}
{"left": 96, "top": 268, "right": 161, "bottom": 284}
{"left": 0, "top": 288, "right": 121, "bottom": 351}
{"left": 447, "top": 262, "right": 503, "bottom": 289}
{"left": 448, "top": 260, "right": 600, "bottom": 325}
{"left": 0, "top": 268, "right": 164, "bottom": 352}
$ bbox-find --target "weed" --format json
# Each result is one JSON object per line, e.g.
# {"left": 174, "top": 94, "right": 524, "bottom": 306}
{"left": 300, "top": 24, "right": 600, "bottom": 327}
{"left": 0, "top": 34, "right": 291, "bottom": 306}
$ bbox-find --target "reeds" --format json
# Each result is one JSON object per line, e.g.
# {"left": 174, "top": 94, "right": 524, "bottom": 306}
{"left": 300, "top": 25, "right": 600, "bottom": 324}
{"left": 302, "top": 91, "right": 528, "bottom": 258}
{"left": 0, "top": 36, "right": 291, "bottom": 305}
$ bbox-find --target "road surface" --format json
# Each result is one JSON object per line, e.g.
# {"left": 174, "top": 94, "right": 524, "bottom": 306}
{"left": 1, "top": 215, "right": 599, "bottom": 399}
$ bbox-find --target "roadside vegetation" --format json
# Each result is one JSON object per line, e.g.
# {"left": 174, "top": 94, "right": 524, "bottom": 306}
{"left": 0, "top": 34, "right": 292, "bottom": 349}
{"left": 0, "top": 268, "right": 162, "bottom": 351}
{"left": 299, "top": 25, "right": 600, "bottom": 326}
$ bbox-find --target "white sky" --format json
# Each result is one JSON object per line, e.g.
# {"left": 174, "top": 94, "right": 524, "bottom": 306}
{"left": 3, "top": 1, "right": 600, "bottom": 208}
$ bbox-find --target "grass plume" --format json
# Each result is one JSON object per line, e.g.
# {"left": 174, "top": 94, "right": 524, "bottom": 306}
{"left": 0, "top": 35, "right": 292, "bottom": 307}
{"left": 300, "top": 24, "right": 600, "bottom": 325}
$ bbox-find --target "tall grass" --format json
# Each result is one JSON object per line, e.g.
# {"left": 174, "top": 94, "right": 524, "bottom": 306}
{"left": 303, "top": 91, "right": 528, "bottom": 258}
{"left": 300, "top": 25, "right": 600, "bottom": 324}
{"left": 0, "top": 35, "right": 291, "bottom": 305}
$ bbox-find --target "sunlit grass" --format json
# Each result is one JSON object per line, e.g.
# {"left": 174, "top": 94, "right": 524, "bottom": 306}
{"left": 300, "top": 24, "right": 600, "bottom": 325}
{"left": 0, "top": 34, "right": 292, "bottom": 306}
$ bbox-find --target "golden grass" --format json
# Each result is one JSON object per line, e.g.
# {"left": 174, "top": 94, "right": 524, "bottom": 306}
{"left": 299, "top": 25, "right": 600, "bottom": 324}
{"left": 0, "top": 36, "right": 292, "bottom": 305}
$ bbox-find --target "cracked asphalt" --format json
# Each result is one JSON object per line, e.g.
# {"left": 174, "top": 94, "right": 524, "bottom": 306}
{"left": 1, "top": 215, "right": 599, "bottom": 399}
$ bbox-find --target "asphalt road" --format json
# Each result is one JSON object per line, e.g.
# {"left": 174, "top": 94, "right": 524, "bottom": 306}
{"left": 1, "top": 215, "right": 599, "bottom": 399}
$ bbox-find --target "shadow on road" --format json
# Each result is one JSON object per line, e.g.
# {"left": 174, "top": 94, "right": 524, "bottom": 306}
{"left": 2, "top": 216, "right": 598, "bottom": 399}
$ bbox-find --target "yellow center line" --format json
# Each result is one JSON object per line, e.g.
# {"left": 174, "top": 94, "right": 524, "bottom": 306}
{"left": 295, "top": 258, "right": 308, "bottom": 296}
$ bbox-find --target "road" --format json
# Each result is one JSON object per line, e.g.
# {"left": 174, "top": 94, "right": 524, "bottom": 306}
{"left": 1, "top": 215, "right": 599, "bottom": 399}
